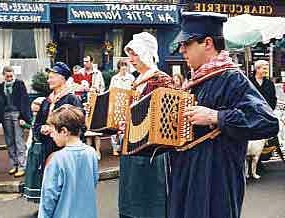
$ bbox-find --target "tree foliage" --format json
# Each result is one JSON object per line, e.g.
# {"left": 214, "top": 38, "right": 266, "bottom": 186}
{"left": 31, "top": 72, "right": 51, "bottom": 96}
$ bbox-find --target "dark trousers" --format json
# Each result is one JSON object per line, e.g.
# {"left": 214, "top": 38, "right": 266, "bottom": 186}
{"left": 3, "top": 111, "right": 26, "bottom": 169}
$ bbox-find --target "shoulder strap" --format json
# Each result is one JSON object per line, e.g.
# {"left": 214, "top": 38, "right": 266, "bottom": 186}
{"left": 176, "top": 128, "right": 221, "bottom": 152}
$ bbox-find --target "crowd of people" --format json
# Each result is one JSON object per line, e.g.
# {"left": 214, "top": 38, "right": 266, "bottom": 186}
{"left": 0, "top": 12, "right": 281, "bottom": 218}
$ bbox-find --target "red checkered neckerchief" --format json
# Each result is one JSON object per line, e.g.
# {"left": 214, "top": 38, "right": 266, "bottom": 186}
{"left": 183, "top": 50, "right": 238, "bottom": 89}
{"left": 47, "top": 86, "right": 70, "bottom": 113}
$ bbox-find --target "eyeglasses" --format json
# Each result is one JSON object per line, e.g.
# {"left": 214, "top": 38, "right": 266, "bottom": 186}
{"left": 180, "top": 37, "right": 199, "bottom": 47}
{"left": 178, "top": 39, "right": 194, "bottom": 53}
{"left": 179, "top": 36, "right": 207, "bottom": 53}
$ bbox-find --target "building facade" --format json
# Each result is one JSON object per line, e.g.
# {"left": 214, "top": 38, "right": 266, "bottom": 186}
{"left": 53, "top": 3, "right": 180, "bottom": 72}
{"left": 0, "top": 1, "right": 182, "bottom": 91}
{"left": 180, "top": 0, "right": 285, "bottom": 79}
{"left": 0, "top": 2, "right": 51, "bottom": 90}
{"left": 0, "top": 0, "right": 284, "bottom": 92}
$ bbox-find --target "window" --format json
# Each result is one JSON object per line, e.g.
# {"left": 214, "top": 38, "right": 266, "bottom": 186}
{"left": 122, "top": 27, "right": 143, "bottom": 56}
{"left": 84, "top": 42, "right": 103, "bottom": 68}
{"left": 11, "top": 29, "right": 36, "bottom": 58}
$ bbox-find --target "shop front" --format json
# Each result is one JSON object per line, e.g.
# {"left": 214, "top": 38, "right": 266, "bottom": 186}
{"left": 51, "top": 3, "right": 180, "bottom": 74}
{"left": 176, "top": 0, "right": 285, "bottom": 79}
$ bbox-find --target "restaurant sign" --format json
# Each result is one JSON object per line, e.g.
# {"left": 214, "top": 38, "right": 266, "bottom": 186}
{"left": 0, "top": 2, "right": 50, "bottom": 23}
{"left": 68, "top": 4, "right": 179, "bottom": 24}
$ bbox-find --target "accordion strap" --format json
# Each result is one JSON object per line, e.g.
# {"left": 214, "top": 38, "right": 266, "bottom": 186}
{"left": 176, "top": 128, "right": 221, "bottom": 152}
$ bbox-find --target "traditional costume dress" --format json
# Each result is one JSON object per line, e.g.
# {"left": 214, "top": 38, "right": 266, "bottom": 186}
{"left": 168, "top": 12, "right": 279, "bottom": 218}
{"left": 23, "top": 63, "right": 83, "bottom": 202}
{"left": 166, "top": 12, "right": 278, "bottom": 218}
{"left": 119, "top": 69, "right": 172, "bottom": 218}
{"left": 119, "top": 32, "right": 173, "bottom": 218}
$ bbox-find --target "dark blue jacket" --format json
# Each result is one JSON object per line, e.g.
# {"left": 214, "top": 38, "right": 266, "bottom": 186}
{"left": 168, "top": 70, "right": 279, "bottom": 218}
{"left": 250, "top": 77, "right": 277, "bottom": 110}
{"left": 33, "top": 93, "right": 83, "bottom": 173}
{"left": 0, "top": 79, "right": 32, "bottom": 123}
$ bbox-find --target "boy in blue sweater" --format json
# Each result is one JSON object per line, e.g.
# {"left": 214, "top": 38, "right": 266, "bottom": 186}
{"left": 38, "top": 104, "right": 99, "bottom": 218}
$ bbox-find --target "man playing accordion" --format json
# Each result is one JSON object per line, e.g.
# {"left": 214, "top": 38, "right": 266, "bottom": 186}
{"left": 167, "top": 12, "right": 279, "bottom": 218}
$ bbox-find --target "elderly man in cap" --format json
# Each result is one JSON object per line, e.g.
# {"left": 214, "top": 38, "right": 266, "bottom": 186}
{"left": 119, "top": 32, "right": 172, "bottom": 218}
{"left": 23, "top": 62, "right": 83, "bottom": 206}
{"left": 168, "top": 12, "right": 279, "bottom": 218}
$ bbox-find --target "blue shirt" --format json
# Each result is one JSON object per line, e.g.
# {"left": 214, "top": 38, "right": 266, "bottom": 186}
{"left": 38, "top": 143, "right": 99, "bottom": 218}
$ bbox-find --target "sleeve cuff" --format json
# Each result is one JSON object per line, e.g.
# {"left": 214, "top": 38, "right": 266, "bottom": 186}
{"left": 217, "top": 110, "right": 227, "bottom": 131}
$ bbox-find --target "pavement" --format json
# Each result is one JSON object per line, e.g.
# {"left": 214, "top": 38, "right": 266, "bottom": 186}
{"left": 0, "top": 136, "right": 120, "bottom": 193}
{"left": 0, "top": 122, "right": 284, "bottom": 194}
{"left": 1, "top": 164, "right": 285, "bottom": 218}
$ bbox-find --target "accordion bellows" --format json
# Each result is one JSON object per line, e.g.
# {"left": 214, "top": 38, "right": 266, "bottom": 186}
{"left": 85, "top": 87, "right": 138, "bottom": 135}
{"left": 122, "top": 87, "right": 195, "bottom": 156}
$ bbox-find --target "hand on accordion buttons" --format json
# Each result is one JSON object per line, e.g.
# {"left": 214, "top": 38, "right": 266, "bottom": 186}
{"left": 83, "top": 102, "right": 91, "bottom": 114}
{"left": 184, "top": 106, "right": 218, "bottom": 126}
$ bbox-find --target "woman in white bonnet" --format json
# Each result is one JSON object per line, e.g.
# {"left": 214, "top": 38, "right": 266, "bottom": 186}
{"left": 119, "top": 32, "right": 172, "bottom": 218}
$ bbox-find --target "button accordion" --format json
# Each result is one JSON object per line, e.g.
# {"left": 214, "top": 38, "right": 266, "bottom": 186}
{"left": 122, "top": 87, "right": 195, "bottom": 156}
{"left": 85, "top": 87, "right": 139, "bottom": 135}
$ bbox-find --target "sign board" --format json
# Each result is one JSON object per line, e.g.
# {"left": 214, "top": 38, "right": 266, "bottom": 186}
{"left": 68, "top": 4, "right": 179, "bottom": 24}
{"left": 0, "top": 2, "right": 50, "bottom": 23}
{"left": 180, "top": 0, "right": 283, "bottom": 17}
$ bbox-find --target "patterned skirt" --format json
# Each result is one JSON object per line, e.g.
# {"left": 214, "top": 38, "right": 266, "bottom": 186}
{"left": 23, "top": 141, "right": 43, "bottom": 203}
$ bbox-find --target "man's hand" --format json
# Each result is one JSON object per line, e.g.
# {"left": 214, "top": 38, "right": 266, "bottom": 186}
{"left": 184, "top": 106, "right": 218, "bottom": 126}
{"left": 118, "top": 121, "right": 126, "bottom": 133}
{"left": 41, "top": 125, "right": 52, "bottom": 135}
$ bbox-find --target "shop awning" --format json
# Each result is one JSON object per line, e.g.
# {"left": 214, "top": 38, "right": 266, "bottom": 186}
{"left": 224, "top": 14, "right": 285, "bottom": 50}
